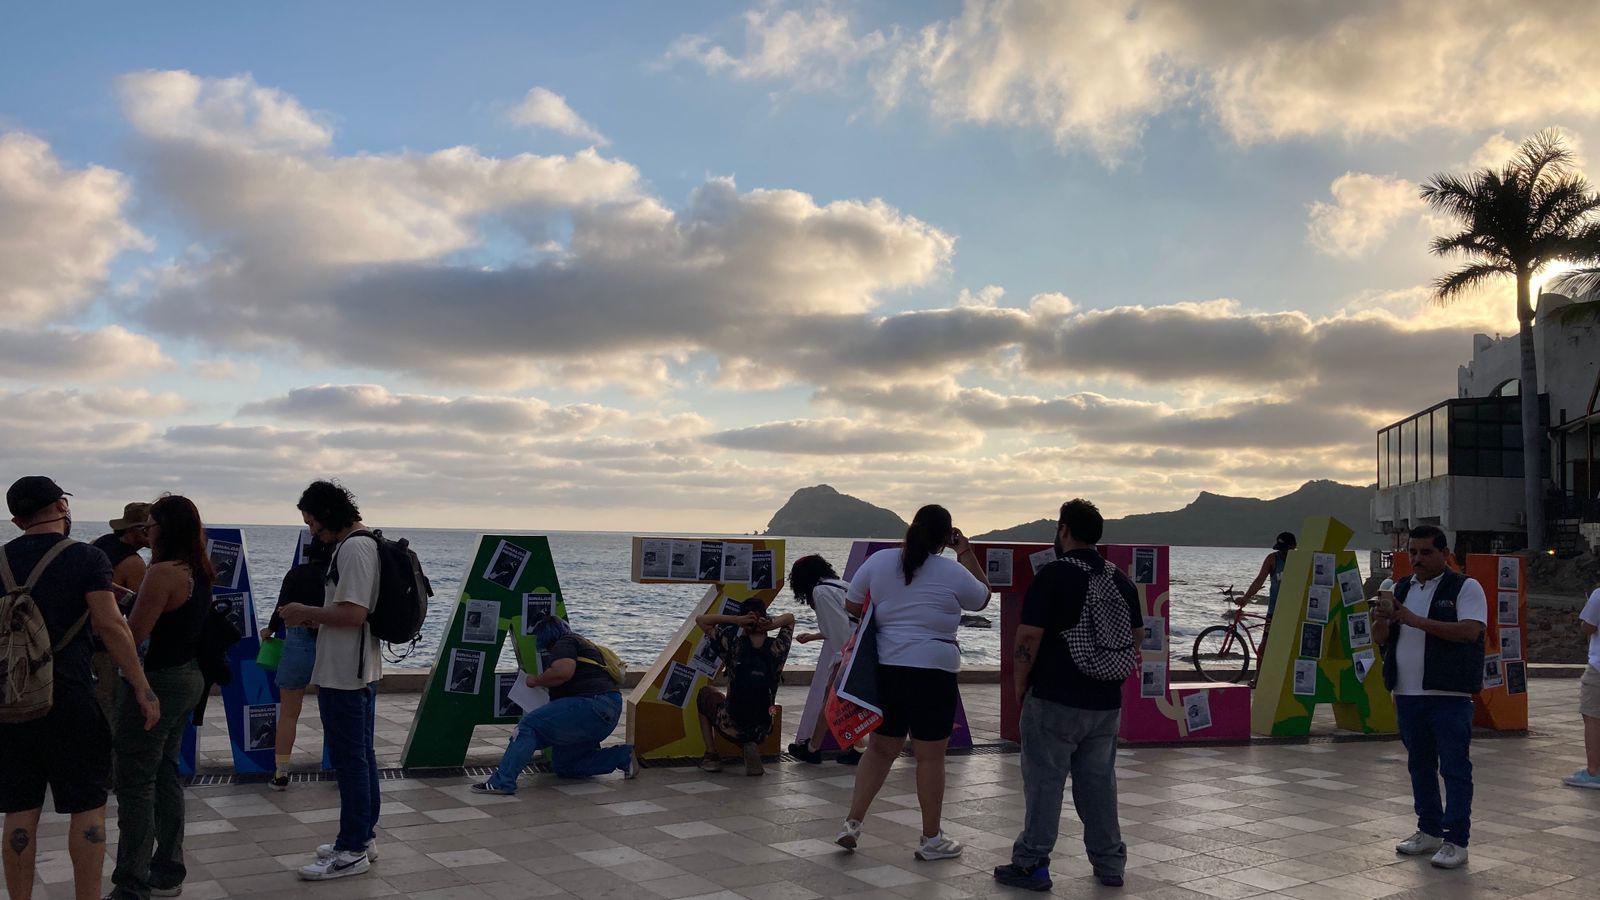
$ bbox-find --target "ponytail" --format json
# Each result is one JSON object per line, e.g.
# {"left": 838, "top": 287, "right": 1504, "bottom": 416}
{"left": 901, "top": 504, "right": 953, "bottom": 585}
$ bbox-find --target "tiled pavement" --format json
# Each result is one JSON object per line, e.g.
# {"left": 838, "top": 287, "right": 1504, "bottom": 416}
{"left": 25, "top": 679, "right": 1600, "bottom": 899}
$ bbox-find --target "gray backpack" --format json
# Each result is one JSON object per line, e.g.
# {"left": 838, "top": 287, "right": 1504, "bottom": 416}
{"left": 0, "top": 540, "right": 87, "bottom": 723}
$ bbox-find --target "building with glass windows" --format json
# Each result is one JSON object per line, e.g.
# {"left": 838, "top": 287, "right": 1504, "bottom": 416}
{"left": 1373, "top": 293, "right": 1600, "bottom": 555}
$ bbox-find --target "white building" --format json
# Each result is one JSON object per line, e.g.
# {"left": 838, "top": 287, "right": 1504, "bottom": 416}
{"left": 1372, "top": 292, "right": 1600, "bottom": 555}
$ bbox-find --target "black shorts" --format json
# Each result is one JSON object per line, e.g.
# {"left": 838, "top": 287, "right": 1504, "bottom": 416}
{"left": 0, "top": 688, "right": 112, "bottom": 814}
{"left": 875, "top": 664, "right": 959, "bottom": 742}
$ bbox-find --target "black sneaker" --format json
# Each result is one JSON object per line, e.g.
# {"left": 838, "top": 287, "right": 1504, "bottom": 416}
{"left": 269, "top": 773, "right": 289, "bottom": 792}
{"left": 788, "top": 742, "right": 823, "bottom": 764}
{"left": 1095, "top": 871, "right": 1125, "bottom": 887}
{"left": 836, "top": 747, "right": 862, "bottom": 766}
{"left": 993, "top": 863, "right": 1051, "bottom": 892}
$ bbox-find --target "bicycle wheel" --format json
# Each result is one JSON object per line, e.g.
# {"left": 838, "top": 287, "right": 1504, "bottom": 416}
{"left": 1191, "top": 625, "right": 1250, "bottom": 683}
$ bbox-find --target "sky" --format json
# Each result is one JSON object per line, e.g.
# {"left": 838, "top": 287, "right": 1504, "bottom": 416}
{"left": 3, "top": 0, "right": 1596, "bottom": 533}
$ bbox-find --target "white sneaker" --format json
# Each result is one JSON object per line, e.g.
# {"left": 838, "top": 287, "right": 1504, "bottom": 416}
{"left": 298, "top": 850, "right": 370, "bottom": 880}
{"left": 1430, "top": 843, "right": 1468, "bottom": 869}
{"left": 836, "top": 818, "right": 862, "bottom": 851}
{"left": 316, "top": 840, "right": 378, "bottom": 861}
{"left": 914, "top": 832, "right": 964, "bottom": 861}
{"left": 1395, "top": 831, "right": 1443, "bottom": 856}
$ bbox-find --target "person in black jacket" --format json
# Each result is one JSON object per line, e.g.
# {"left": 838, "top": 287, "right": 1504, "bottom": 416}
{"left": 265, "top": 537, "right": 333, "bottom": 790}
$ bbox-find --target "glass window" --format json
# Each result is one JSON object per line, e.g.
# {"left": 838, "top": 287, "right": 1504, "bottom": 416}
{"left": 1479, "top": 448, "right": 1502, "bottom": 476}
{"left": 1504, "top": 450, "right": 1524, "bottom": 478}
{"left": 1432, "top": 406, "right": 1449, "bottom": 477}
{"left": 1389, "top": 427, "right": 1401, "bottom": 486}
{"left": 1401, "top": 418, "right": 1417, "bottom": 484}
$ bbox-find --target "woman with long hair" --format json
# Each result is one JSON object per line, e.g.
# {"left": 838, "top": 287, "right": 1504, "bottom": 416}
{"left": 786, "top": 554, "right": 860, "bottom": 765}
{"left": 265, "top": 536, "right": 334, "bottom": 790}
{"left": 836, "top": 504, "right": 991, "bottom": 861}
{"left": 111, "top": 495, "right": 213, "bottom": 900}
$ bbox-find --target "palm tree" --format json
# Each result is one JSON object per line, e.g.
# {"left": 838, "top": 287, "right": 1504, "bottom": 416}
{"left": 1420, "top": 130, "right": 1600, "bottom": 551}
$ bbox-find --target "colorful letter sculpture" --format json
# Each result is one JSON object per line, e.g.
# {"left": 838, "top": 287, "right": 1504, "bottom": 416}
{"left": 841, "top": 540, "right": 975, "bottom": 750}
{"left": 179, "top": 527, "right": 281, "bottom": 774}
{"left": 401, "top": 535, "right": 567, "bottom": 768}
{"left": 1110, "top": 545, "right": 1251, "bottom": 742}
{"left": 1251, "top": 516, "right": 1396, "bottom": 736}
{"left": 1391, "top": 551, "right": 1528, "bottom": 730}
{"left": 625, "top": 537, "right": 787, "bottom": 760}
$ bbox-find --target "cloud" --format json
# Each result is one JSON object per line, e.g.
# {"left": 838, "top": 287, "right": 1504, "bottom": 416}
{"left": 0, "top": 325, "right": 171, "bottom": 382}
{"left": 240, "top": 384, "right": 622, "bottom": 435}
{"left": 678, "top": 1, "right": 1600, "bottom": 162}
{"left": 506, "top": 87, "right": 608, "bottom": 145}
{"left": 0, "top": 132, "right": 149, "bottom": 323}
{"left": 1306, "top": 172, "right": 1422, "bottom": 258}
{"left": 706, "top": 416, "right": 971, "bottom": 455}
{"left": 666, "top": 1, "right": 888, "bottom": 91}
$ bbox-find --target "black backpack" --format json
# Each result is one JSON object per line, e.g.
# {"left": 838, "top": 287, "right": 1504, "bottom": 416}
{"left": 333, "top": 530, "right": 433, "bottom": 661}
{"left": 727, "top": 636, "right": 780, "bottom": 729}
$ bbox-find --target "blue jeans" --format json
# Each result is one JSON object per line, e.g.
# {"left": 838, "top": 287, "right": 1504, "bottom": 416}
{"left": 1012, "top": 694, "right": 1126, "bottom": 875}
{"left": 318, "top": 683, "right": 380, "bottom": 852}
{"left": 487, "top": 692, "right": 631, "bottom": 791}
{"left": 1395, "top": 695, "right": 1473, "bottom": 846}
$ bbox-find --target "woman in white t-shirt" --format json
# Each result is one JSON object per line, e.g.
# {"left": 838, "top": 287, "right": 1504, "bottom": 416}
{"left": 836, "top": 504, "right": 991, "bottom": 861}
{"left": 787, "top": 554, "right": 858, "bottom": 765}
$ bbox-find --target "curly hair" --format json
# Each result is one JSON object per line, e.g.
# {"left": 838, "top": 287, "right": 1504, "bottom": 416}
{"left": 297, "top": 480, "right": 362, "bottom": 532}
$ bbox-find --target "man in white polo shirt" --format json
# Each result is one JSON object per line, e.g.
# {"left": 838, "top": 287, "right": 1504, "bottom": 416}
{"left": 1372, "top": 524, "right": 1485, "bottom": 870}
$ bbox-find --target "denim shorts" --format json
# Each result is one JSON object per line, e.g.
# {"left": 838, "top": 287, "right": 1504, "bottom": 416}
{"left": 276, "top": 626, "right": 318, "bottom": 690}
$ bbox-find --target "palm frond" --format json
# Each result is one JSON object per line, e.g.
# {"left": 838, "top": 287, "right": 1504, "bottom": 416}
{"left": 1433, "top": 263, "right": 1513, "bottom": 301}
{"left": 1429, "top": 231, "right": 1504, "bottom": 260}
{"left": 1419, "top": 171, "right": 1488, "bottom": 220}
{"left": 1548, "top": 267, "right": 1600, "bottom": 301}
{"left": 1511, "top": 128, "right": 1575, "bottom": 191}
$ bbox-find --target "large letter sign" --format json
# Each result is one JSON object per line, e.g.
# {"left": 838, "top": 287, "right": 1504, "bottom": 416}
{"left": 401, "top": 535, "right": 567, "bottom": 769}
{"left": 1251, "top": 516, "right": 1396, "bottom": 736}
{"left": 625, "top": 537, "right": 786, "bottom": 760}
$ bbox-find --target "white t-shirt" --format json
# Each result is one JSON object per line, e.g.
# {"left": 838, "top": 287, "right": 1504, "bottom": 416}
{"left": 1393, "top": 573, "right": 1488, "bottom": 697}
{"left": 311, "top": 535, "right": 383, "bottom": 690}
{"left": 1579, "top": 588, "right": 1600, "bottom": 671}
{"left": 847, "top": 548, "right": 990, "bottom": 672}
{"left": 811, "top": 579, "right": 854, "bottom": 647}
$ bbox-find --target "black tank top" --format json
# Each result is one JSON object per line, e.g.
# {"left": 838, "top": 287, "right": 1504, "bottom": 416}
{"left": 144, "top": 565, "right": 209, "bottom": 671}
{"left": 92, "top": 533, "right": 140, "bottom": 570}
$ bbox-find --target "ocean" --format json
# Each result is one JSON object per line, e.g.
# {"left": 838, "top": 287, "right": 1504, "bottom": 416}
{"left": 228, "top": 526, "right": 1272, "bottom": 670}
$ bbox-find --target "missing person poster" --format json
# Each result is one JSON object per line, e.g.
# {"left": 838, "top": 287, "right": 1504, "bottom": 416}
{"left": 461, "top": 599, "right": 499, "bottom": 644}
{"left": 1351, "top": 649, "right": 1374, "bottom": 683}
{"left": 1336, "top": 568, "right": 1365, "bottom": 607}
{"left": 689, "top": 634, "right": 722, "bottom": 677}
{"left": 1141, "top": 617, "right": 1165, "bottom": 652}
{"left": 1499, "top": 627, "right": 1522, "bottom": 661}
{"left": 1497, "top": 593, "right": 1519, "bottom": 625}
{"left": 446, "top": 648, "right": 485, "bottom": 695}
{"left": 721, "top": 542, "right": 752, "bottom": 583}
{"left": 208, "top": 539, "right": 243, "bottom": 590}
{"left": 1347, "top": 612, "right": 1371, "bottom": 648}
{"left": 494, "top": 672, "right": 525, "bottom": 719}
{"left": 641, "top": 538, "right": 671, "bottom": 579}
{"left": 246, "top": 704, "right": 276, "bottom": 751}
{"left": 1505, "top": 660, "right": 1527, "bottom": 695}
{"left": 659, "top": 661, "right": 697, "bottom": 708}
{"left": 1028, "top": 547, "right": 1057, "bottom": 574}
{"left": 1497, "top": 556, "right": 1520, "bottom": 592}
{"left": 1306, "top": 585, "right": 1331, "bottom": 624}
{"left": 1299, "top": 622, "right": 1324, "bottom": 659}
{"left": 484, "top": 540, "right": 530, "bottom": 590}
{"left": 1482, "top": 653, "right": 1504, "bottom": 689}
{"left": 1133, "top": 548, "right": 1156, "bottom": 585}
{"left": 520, "top": 592, "right": 555, "bottom": 634}
{"left": 749, "top": 550, "right": 774, "bottom": 589}
{"left": 1311, "top": 552, "right": 1334, "bottom": 587}
{"left": 1183, "top": 691, "right": 1211, "bottom": 732}
{"left": 1293, "top": 658, "right": 1317, "bottom": 695}
{"left": 669, "top": 540, "right": 699, "bottom": 580}
{"left": 986, "top": 548, "right": 1013, "bottom": 588}
{"left": 1139, "top": 661, "right": 1165, "bottom": 699}
{"left": 698, "top": 540, "right": 724, "bottom": 581}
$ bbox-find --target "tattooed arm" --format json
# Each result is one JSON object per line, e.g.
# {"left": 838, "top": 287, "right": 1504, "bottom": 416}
{"left": 1013, "top": 624, "right": 1044, "bottom": 706}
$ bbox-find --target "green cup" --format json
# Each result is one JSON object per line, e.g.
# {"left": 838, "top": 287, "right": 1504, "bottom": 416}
{"left": 256, "top": 636, "right": 284, "bottom": 671}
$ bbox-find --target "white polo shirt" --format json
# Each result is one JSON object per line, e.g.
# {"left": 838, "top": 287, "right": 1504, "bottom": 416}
{"left": 1393, "top": 573, "right": 1487, "bottom": 697}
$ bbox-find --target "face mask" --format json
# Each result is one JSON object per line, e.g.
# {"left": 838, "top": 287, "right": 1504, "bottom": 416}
{"left": 61, "top": 516, "right": 71, "bottom": 538}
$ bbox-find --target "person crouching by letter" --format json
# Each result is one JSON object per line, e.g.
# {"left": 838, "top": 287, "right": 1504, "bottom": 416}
{"left": 995, "top": 499, "right": 1142, "bottom": 892}
{"left": 693, "top": 599, "right": 795, "bottom": 776}
{"left": 1371, "top": 524, "right": 1486, "bottom": 870}
{"left": 472, "top": 614, "right": 637, "bottom": 793}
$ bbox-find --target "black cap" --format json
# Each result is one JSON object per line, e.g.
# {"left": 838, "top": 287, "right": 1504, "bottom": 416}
{"left": 7, "top": 476, "right": 69, "bottom": 518}
{"left": 1272, "top": 531, "right": 1297, "bottom": 552}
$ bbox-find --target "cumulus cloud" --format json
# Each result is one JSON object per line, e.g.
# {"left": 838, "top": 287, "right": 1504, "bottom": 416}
{"left": 506, "top": 87, "right": 608, "bottom": 145}
{"left": 676, "top": 1, "right": 1600, "bottom": 161}
{"left": 666, "top": 1, "right": 888, "bottom": 90}
{"left": 0, "top": 325, "right": 171, "bottom": 382}
{"left": 0, "top": 132, "right": 149, "bottom": 323}
{"left": 240, "top": 384, "right": 622, "bottom": 435}
{"left": 1306, "top": 173, "right": 1422, "bottom": 258}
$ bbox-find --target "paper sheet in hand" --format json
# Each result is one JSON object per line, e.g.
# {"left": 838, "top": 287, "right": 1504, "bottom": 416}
{"left": 507, "top": 677, "right": 549, "bottom": 716}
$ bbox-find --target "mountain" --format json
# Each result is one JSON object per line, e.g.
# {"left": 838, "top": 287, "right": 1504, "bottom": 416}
{"left": 764, "top": 485, "right": 908, "bottom": 538}
{"left": 974, "top": 480, "right": 1382, "bottom": 549}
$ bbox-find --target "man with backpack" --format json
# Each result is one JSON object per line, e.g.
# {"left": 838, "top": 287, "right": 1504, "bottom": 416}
{"left": 995, "top": 499, "right": 1144, "bottom": 892}
{"left": 2, "top": 477, "right": 159, "bottom": 900}
{"left": 471, "top": 614, "right": 637, "bottom": 792}
{"left": 277, "top": 482, "right": 383, "bottom": 881}
{"left": 692, "top": 599, "right": 795, "bottom": 776}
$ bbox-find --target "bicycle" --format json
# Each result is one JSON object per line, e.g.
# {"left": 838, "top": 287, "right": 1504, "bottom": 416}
{"left": 1190, "top": 587, "right": 1269, "bottom": 683}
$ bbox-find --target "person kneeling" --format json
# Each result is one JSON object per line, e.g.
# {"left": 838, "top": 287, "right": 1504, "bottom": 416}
{"left": 472, "top": 615, "right": 636, "bottom": 794}
{"left": 694, "top": 600, "right": 794, "bottom": 776}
